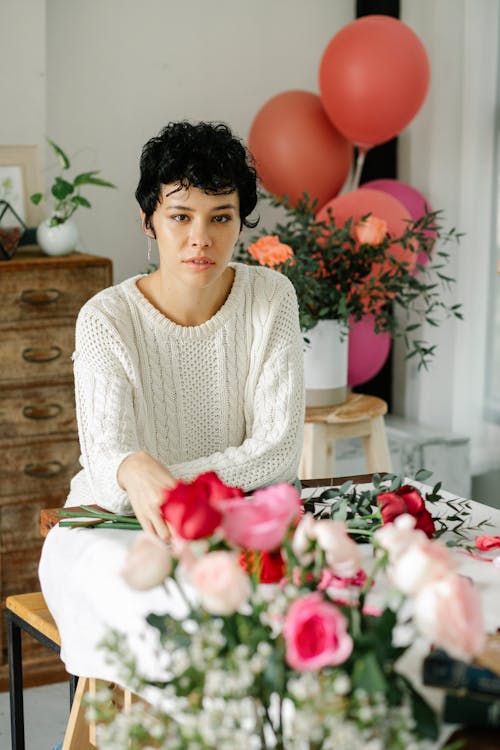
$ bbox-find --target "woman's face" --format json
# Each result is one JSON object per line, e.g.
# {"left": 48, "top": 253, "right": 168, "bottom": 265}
{"left": 143, "top": 183, "right": 241, "bottom": 290}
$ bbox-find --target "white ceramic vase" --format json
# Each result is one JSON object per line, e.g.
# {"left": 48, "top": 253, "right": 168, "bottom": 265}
{"left": 303, "top": 319, "right": 348, "bottom": 407}
{"left": 37, "top": 218, "right": 79, "bottom": 256}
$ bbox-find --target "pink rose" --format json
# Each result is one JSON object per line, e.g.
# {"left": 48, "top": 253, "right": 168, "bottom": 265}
{"left": 388, "top": 537, "right": 457, "bottom": 596}
{"left": 414, "top": 573, "right": 486, "bottom": 660}
{"left": 221, "top": 484, "right": 301, "bottom": 551}
{"left": 283, "top": 592, "right": 353, "bottom": 671}
{"left": 190, "top": 551, "right": 251, "bottom": 615}
{"left": 314, "top": 520, "right": 362, "bottom": 578}
{"left": 121, "top": 532, "right": 172, "bottom": 591}
{"left": 353, "top": 215, "right": 388, "bottom": 246}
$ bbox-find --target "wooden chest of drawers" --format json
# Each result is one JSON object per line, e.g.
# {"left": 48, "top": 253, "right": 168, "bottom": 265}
{"left": 0, "top": 251, "right": 112, "bottom": 689}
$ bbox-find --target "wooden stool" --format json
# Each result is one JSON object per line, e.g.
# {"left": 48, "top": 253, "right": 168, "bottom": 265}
{"left": 300, "top": 393, "right": 392, "bottom": 479}
{"left": 6, "top": 591, "right": 142, "bottom": 750}
{"left": 6, "top": 592, "right": 78, "bottom": 750}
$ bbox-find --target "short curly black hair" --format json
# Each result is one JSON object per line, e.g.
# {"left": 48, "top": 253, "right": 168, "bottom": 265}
{"left": 135, "top": 121, "right": 258, "bottom": 230}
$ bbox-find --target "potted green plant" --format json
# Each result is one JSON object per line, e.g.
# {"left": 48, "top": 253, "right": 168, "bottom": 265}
{"left": 238, "top": 192, "right": 462, "bottom": 405}
{"left": 31, "top": 139, "right": 116, "bottom": 256}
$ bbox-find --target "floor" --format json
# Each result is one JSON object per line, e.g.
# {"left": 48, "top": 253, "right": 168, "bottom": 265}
{"left": 0, "top": 681, "right": 69, "bottom": 750}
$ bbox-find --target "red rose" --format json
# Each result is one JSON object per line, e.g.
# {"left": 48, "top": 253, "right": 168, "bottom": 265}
{"left": 377, "top": 484, "right": 435, "bottom": 537}
{"left": 161, "top": 472, "right": 243, "bottom": 540}
{"left": 239, "top": 549, "right": 286, "bottom": 583}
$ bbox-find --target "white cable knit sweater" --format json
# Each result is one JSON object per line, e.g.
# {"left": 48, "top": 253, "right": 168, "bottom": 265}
{"left": 67, "top": 262, "right": 305, "bottom": 513}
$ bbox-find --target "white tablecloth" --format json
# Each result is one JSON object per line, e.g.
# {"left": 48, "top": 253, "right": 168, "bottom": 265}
{"left": 38, "top": 484, "right": 500, "bottom": 700}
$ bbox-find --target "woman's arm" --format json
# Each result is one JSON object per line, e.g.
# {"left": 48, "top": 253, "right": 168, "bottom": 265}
{"left": 73, "top": 304, "right": 175, "bottom": 533}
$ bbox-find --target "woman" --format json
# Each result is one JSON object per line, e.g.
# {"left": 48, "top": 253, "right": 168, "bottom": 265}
{"left": 68, "top": 121, "right": 304, "bottom": 539}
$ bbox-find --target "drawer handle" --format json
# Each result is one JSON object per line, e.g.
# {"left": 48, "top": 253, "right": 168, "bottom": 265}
{"left": 22, "top": 346, "right": 62, "bottom": 363}
{"left": 23, "top": 403, "right": 63, "bottom": 420}
{"left": 20, "top": 288, "right": 62, "bottom": 305}
{"left": 24, "top": 461, "right": 64, "bottom": 478}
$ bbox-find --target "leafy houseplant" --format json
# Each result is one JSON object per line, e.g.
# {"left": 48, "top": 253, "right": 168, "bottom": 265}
{"left": 238, "top": 192, "right": 462, "bottom": 370}
{"left": 30, "top": 139, "right": 116, "bottom": 227}
{"left": 30, "top": 139, "right": 116, "bottom": 257}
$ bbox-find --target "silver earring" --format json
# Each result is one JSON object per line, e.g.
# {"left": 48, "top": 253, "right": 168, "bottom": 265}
{"left": 147, "top": 236, "right": 152, "bottom": 263}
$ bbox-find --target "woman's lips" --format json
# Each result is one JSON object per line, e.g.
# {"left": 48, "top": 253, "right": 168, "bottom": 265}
{"left": 182, "top": 256, "right": 215, "bottom": 269}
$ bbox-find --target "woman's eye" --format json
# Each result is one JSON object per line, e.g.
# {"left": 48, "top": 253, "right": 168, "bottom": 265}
{"left": 213, "top": 215, "right": 230, "bottom": 223}
{"left": 172, "top": 214, "right": 189, "bottom": 222}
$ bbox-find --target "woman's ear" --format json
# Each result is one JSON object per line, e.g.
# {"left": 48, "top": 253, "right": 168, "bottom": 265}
{"left": 139, "top": 209, "right": 156, "bottom": 238}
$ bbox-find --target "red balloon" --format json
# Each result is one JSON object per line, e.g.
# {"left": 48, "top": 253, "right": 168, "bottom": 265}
{"left": 360, "top": 179, "right": 436, "bottom": 267}
{"left": 319, "top": 15, "right": 430, "bottom": 148}
{"left": 249, "top": 90, "right": 353, "bottom": 207}
{"left": 316, "top": 188, "right": 417, "bottom": 281}
{"left": 348, "top": 314, "right": 391, "bottom": 387}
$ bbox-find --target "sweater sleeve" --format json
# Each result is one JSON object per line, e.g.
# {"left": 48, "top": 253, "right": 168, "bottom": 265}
{"left": 168, "top": 281, "right": 305, "bottom": 491}
{"left": 72, "top": 304, "right": 141, "bottom": 513}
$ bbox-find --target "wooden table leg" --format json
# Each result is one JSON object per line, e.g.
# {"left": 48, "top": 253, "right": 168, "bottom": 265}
{"left": 300, "top": 423, "right": 336, "bottom": 479}
{"left": 362, "top": 415, "right": 392, "bottom": 473}
{"left": 62, "top": 677, "right": 94, "bottom": 750}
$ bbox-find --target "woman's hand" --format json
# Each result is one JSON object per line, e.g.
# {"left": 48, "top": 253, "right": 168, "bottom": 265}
{"left": 117, "top": 451, "right": 177, "bottom": 540}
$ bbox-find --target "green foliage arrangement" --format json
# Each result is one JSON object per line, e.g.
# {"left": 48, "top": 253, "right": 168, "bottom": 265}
{"left": 238, "top": 192, "right": 463, "bottom": 369}
{"left": 30, "top": 139, "right": 116, "bottom": 226}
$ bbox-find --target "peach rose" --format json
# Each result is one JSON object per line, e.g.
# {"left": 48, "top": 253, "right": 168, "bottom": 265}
{"left": 121, "top": 532, "right": 172, "bottom": 591}
{"left": 414, "top": 573, "right": 486, "bottom": 660}
{"left": 292, "top": 513, "right": 317, "bottom": 565}
{"left": 374, "top": 513, "right": 426, "bottom": 562}
{"left": 353, "top": 215, "right": 388, "bottom": 246}
{"left": 314, "top": 520, "right": 362, "bottom": 578}
{"left": 247, "top": 235, "right": 295, "bottom": 268}
{"left": 388, "top": 537, "right": 457, "bottom": 596}
{"left": 190, "top": 551, "right": 251, "bottom": 615}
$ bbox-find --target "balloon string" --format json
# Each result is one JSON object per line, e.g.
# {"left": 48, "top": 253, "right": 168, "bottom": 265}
{"left": 351, "top": 147, "right": 368, "bottom": 191}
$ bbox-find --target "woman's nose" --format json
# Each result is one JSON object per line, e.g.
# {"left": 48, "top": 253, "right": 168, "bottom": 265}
{"left": 190, "top": 219, "right": 211, "bottom": 247}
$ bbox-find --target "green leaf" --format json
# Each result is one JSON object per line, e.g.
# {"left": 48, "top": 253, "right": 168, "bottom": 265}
{"left": 30, "top": 192, "right": 43, "bottom": 205}
{"left": 398, "top": 673, "right": 439, "bottom": 740}
{"left": 71, "top": 195, "right": 91, "bottom": 208}
{"left": 415, "top": 468, "right": 433, "bottom": 482}
{"left": 48, "top": 139, "right": 71, "bottom": 170}
{"left": 74, "top": 171, "right": 116, "bottom": 188}
{"left": 351, "top": 651, "right": 387, "bottom": 695}
{"left": 51, "top": 177, "right": 74, "bottom": 200}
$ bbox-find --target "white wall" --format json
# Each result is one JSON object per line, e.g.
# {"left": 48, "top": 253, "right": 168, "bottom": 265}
{"left": 396, "top": 0, "right": 500, "bottom": 474}
{"left": 0, "top": 0, "right": 46, "bottom": 145}
{"left": 44, "top": 0, "right": 354, "bottom": 282}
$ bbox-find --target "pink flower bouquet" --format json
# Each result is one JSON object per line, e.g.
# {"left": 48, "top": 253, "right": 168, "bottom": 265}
{"left": 90, "top": 470, "right": 489, "bottom": 749}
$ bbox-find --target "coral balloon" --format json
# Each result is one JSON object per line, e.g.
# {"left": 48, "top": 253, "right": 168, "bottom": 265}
{"left": 348, "top": 314, "right": 391, "bottom": 387}
{"left": 317, "top": 188, "right": 417, "bottom": 279}
{"left": 249, "top": 90, "right": 353, "bottom": 207}
{"left": 361, "top": 179, "right": 436, "bottom": 267}
{"left": 319, "top": 15, "right": 430, "bottom": 148}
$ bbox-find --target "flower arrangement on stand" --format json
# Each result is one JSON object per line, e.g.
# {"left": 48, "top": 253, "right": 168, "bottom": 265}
{"left": 80, "top": 471, "right": 491, "bottom": 750}
{"left": 238, "top": 192, "right": 462, "bottom": 370}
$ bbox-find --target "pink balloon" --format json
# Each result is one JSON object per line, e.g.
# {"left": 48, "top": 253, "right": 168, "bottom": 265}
{"left": 360, "top": 179, "right": 435, "bottom": 267}
{"left": 348, "top": 314, "right": 391, "bottom": 387}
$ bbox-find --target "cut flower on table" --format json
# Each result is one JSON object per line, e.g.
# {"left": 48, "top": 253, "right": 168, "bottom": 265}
{"left": 85, "top": 469, "right": 492, "bottom": 749}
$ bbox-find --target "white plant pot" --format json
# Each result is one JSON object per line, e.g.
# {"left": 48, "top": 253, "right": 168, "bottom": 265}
{"left": 37, "top": 218, "right": 79, "bottom": 256}
{"left": 303, "top": 319, "right": 348, "bottom": 407}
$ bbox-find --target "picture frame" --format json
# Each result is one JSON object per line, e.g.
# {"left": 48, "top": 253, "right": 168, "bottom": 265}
{"left": 0, "top": 145, "right": 44, "bottom": 227}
